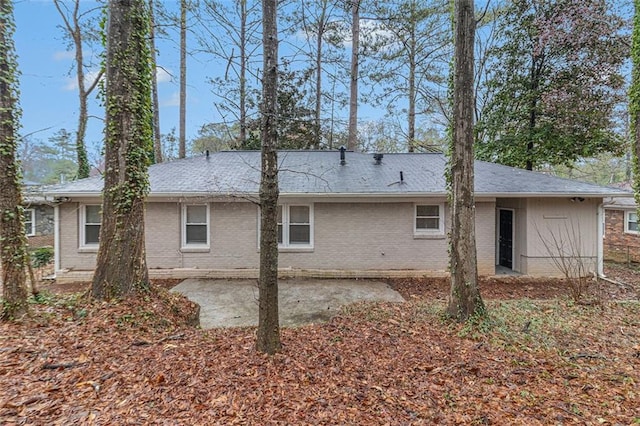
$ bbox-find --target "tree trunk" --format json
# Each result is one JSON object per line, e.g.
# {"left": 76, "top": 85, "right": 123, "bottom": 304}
{"left": 526, "top": 56, "right": 539, "bottom": 171}
{"left": 149, "top": 0, "right": 163, "bottom": 163}
{"left": 407, "top": 8, "right": 416, "bottom": 153}
{"left": 633, "top": 0, "right": 640, "bottom": 216}
{"left": 53, "top": 0, "right": 101, "bottom": 179}
{"left": 314, "top": 1, "right": 327, "bottom": 150}
{"left": 178, "top": 0, "right": 187, "bottom": 159}
{"left": 0, "top": 0, "right": 29, "bottom": 320}
{"left": 256, "top": 0, "right": 280, "bottom": 355}
{"left": 239, "top": 0, "right": 247, "bottom": 146}
{"left": 347, "top": 0, "right": 359, "bottom": 151}
{"left": 446, "top": 0, "right": 484, "bottom": 321}
{"left": 91, "top": 0, "right": 151, "bottom": 299}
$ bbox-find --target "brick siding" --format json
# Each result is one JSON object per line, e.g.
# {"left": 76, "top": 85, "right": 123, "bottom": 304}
{"left": 604, "top": 208, "right": 640, "bottom": 263}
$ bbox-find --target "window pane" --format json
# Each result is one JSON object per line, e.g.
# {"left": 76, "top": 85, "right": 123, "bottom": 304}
{"left": 25, "top": 222, "right": 33, "bottom": 235}
{"left": 417, "top": 205, "right": 439, "bottom": 217}
{"left": 277, "top": 205, "right": 283, "bottom": 223}
{"left": 186, "top": 224, "right": 207, "bottom": 244}
{"left": 289, "top": 224, "right": 310, "bottom": 244}
{"left": 629, "top": 212, "right": 638, "bottom": 222}
{"left": 186, "top": 205, "right": 207, "bottom": 224}
{"left": 86, "top": 205, "right": 101, "bottom": 224}
{"left": 416, "top": 217, "right": 439, "bottom": 230}
{"left": 85, "top": 224, "right": 100, "bottom": 244}
{"left": 630, "top": 221, "right": 639, "bottom": 232}
{"left": 290, "top": 206, "right": 309, "bottom": 224}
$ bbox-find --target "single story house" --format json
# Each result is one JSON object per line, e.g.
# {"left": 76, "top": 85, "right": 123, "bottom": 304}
{"left": 45, "top": 150, "right": 629, "bottom": 282}
{"left": 603, "top": 196, "right": 640, "bottom": 264}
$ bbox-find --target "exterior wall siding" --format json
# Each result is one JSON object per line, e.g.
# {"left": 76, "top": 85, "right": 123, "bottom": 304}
{"left": 603, "top": 208, "right": 640, "bottom": 263}
{"left": 57, "top": 199, "right": 497, "bottom": 276}
{"left": 523, "top": 198, "right": 599, "bottom": 277}
{"left": 24, "top": 204, "right": 55, "bottom": 248}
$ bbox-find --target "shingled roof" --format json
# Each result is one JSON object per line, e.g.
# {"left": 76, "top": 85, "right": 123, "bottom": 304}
{"left": 46, "top": 150, "right": 631, "bottom": 198}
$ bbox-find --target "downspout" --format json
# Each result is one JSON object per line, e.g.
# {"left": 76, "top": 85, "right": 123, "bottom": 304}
{"left": 54, "top": 204, "right": 60, "bottom": 277}
{"left": 596, "top": 202, "right": 604, "bottom": 277}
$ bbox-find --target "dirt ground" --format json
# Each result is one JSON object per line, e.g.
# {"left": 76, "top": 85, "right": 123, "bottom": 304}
{"left": 40, "top": 262, "right": 639, "bottom": 302}
{"left": 390, "top": 262, "right": 639, "bottom": 301}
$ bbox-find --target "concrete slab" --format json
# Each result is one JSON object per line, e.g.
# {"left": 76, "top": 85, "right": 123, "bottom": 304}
{"left": 171, "top": 278, "right": 405, "bottom": 328}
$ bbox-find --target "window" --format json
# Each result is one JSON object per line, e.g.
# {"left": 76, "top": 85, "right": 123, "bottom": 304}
{"left": 23, "top": 208, "right": 35, "bottom": 236}
{"left": 625, "top": 211, "right": 638, "bottom": 234}
{"left": 81, "top": 205, "right": 101, "bottom": 246}
{"left": 182, "top": 204, "right": 209, "bottom": 248}
{"left": 415, "top": 203, "right": 444, "bottom": 235}
{"left": 277, "top": 204, "right": 313, "bottom": 248}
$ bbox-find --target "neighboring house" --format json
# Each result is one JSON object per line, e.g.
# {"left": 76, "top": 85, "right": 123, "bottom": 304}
{"left": 45, "top": 150, "right": 629, "bottom": 282}
{"left": 603, "top": 196, "right": 640, "bottom": 264}
{"left": 23, "top": 182, "right": 55, "bottom": 248}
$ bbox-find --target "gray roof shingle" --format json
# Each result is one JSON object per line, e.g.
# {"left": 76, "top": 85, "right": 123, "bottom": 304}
{"left": 46, "top": 151, "right": 631, "bottom": 198}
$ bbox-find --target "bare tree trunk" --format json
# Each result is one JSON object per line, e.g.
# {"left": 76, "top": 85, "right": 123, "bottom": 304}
{"left": 347, "top": 0, "right": 359, "bottom": 151}
{"left": 407, "top": 0, "right": 416, "bottom": 152}
{"left": 256, "top": 0, "right": 280, "bottom": 355}
{"left": 149, "top": 0, "right": 163, "bottom": 163}
{"left": 178, "top": 0, "right": 187, "bottom": 159}
{"left": 54, "top": 0, "right": 103, "bottom": 179}
{"left": 0, "top": 0, "right": 29, "bottom": 320}
{"left": 313, "top": 1, "right": 328, "bottom": 150}
{"left": 239, "top": 0, "right": 247, "bottom": 146}
{"left": 91, "top": 0, "right": 151, "bottom": 299}
{"left": 446, "top": 0, "right": 484, "bottom": 321}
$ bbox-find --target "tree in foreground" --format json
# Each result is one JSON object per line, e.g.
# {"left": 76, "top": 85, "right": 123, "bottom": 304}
{"left": 446, "top": 0, "right": 484, "bottom": 321}
{"left": 633, "top": 0, "right": 640, "bottom": 214}
{"left": 256, "top": 0, "right": 281, "bottom": 354}
{"left": 0, "top": 0, "right": 29, "bottom": 320}
{"left": 91, "top": 0, "right": 152, "bottom": 299}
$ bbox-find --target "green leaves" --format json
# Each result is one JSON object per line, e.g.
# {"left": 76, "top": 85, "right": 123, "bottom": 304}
{"left": 477, "top": 0, "right": 627, "bottom": 170}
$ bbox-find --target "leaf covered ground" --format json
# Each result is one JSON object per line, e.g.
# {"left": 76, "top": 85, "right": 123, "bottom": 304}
{"left": 1, "top": 268, "right": 639, "bottom": 425}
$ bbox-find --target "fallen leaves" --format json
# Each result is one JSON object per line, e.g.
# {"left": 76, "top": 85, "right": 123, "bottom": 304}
{"left": 1, "top": 278, "right": 639, "bottom": 424}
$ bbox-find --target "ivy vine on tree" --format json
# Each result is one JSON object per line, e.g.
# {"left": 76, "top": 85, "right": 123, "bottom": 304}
{"left": 91, "top": 0, "right": 153, "bottom": 299}
{"left": 0, "top": 0, "right": 29, "bottom": 320}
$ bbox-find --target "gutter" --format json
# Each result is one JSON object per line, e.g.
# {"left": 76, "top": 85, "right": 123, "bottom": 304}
{"left": 43, "top": 191, "right": 630, "bottom": 199}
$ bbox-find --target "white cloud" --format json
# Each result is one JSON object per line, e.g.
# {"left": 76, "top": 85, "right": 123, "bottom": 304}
{"left": 53, "top": 50, "right": 75, "bottom": 61}
{"left": 156, "top": 67, "right": 173, "bottom": 83}
{"left": 63, "top": 69, "right": 103, "bottom": 91}
{"left": 161, "top": 91, "right": 180, "bottom": 107}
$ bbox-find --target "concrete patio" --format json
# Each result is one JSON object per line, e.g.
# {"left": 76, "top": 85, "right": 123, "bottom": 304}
{"left": 170, "top": 278, "right": 405, "bottom": 328}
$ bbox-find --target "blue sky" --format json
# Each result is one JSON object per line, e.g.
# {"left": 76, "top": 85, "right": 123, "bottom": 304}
{"left": 14, "top": 0, "right": 215, "bottom": 159}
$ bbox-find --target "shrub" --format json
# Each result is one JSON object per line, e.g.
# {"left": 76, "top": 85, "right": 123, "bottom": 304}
{"left": 31, "top": 246, "right": 54, "bottom": 268}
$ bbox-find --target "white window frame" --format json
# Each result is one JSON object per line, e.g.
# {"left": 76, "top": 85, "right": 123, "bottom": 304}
{"left": 24, "top": 208, "right": 35, "bottom": 236}
{"left": 414, "top": 203, "right": 445, "bottom": 236}
{"left": 80, "top": 204, "right": 101, "bottom": 249}
{"left": 624, "top": 210, "right": 639, "bottom": 235}
{"left": 181, "top": 204, "right": 210, "bottom": 250}
{"left": 258, "top": 203, "right": 314, "bottom": 251}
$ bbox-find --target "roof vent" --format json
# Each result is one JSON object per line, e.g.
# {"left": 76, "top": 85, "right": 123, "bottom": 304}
{"left": 373, "top": 153, "right": 383, "bottom": 165}
{"left": 205, "top": 150, "right": 210, "bottom": 159}
{"left": 339, "top": 146, "right": 346, "bottom": 166}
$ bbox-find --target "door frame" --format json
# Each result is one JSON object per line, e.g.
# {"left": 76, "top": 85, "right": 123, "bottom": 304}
{"left": 496, "top": 208, "right": 515, "bottom": 270}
